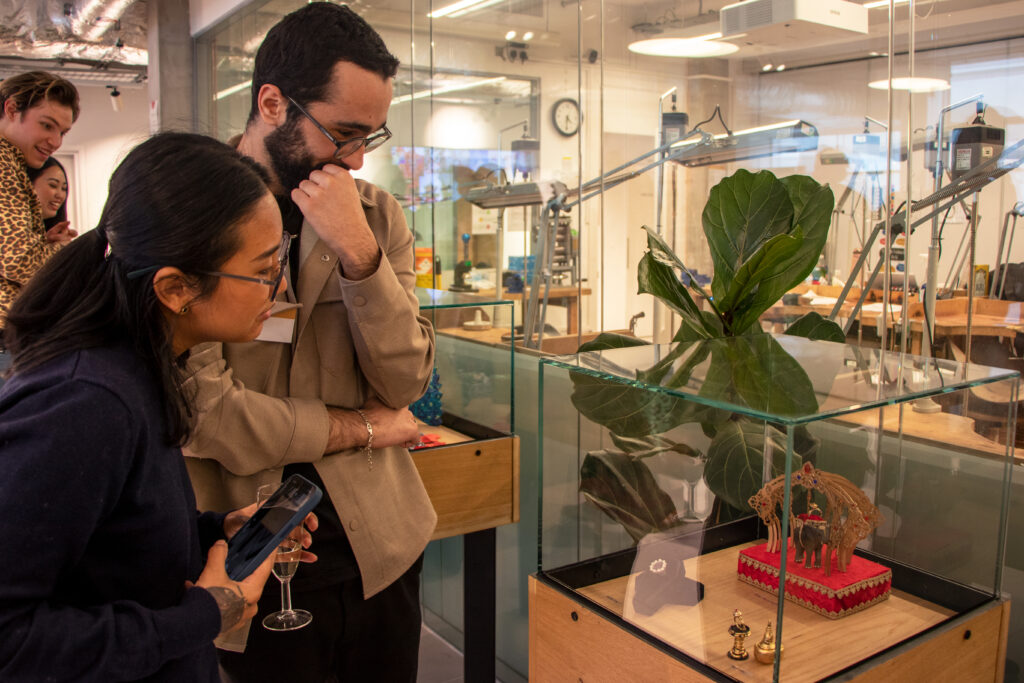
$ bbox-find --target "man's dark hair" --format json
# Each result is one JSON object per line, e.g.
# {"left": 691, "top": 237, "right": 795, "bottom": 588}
{"left": 248, "top": 2, "right": 400, "bottom": 124}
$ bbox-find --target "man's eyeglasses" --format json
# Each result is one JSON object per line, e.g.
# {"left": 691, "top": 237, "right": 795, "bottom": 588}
{"left": 286, "top": 95, "right": 392, "bottom": 160}
{"left": 201, "top": 232, "right": 292, "bottom": 301}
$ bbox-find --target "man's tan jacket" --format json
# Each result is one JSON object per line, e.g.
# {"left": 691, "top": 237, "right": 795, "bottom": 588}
{"left": 183, "top": 179, "right": 437, "bottom": 602}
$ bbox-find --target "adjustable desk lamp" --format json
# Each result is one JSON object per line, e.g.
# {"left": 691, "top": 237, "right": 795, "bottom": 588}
{"left": 829, "top": 137, "right": 1024, "bottom": 346}
{"left": 466, "top": 119, "right": 820, "bottom": 348}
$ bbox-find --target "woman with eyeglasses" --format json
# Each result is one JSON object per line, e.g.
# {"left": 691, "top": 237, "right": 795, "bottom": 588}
{"left": 0, "top": 132, "right": 315, "bottom": 682}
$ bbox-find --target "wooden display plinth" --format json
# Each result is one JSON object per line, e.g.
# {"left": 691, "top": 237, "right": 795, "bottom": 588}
{"left": 530, "top": 542, "right": 1008, "bottom": 682}
{"left": 411, "top": 423, "right": 519, "bottom": 540}
{"left": 737, "top": 541, "right": 892, "bottom": 619}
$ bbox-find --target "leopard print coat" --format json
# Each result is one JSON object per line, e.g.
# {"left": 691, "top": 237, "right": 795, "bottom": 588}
{"left": 0, "top": 136, "right": 62, "bottom": 329}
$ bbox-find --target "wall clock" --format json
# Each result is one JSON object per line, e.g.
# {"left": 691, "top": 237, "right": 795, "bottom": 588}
{"left": 551, "top": 97, "right": 580, "bottom": 137}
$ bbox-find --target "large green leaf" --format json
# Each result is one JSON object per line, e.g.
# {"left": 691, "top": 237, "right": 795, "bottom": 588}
{"left": 641, "top": 227, "right": 726, "bottom": 323}
{"left": 577, "top": 332, "right": 649, "bottom": 354}
{"left": 776, "top": 176, "right": 836, "bottom": 291}
{"left": 703, "top": 419, "right": 801, "bottom": 511}
{"left": 579, "top": 450, "right": 680, "bottom": 542}
{"left": 634, "top": 340, "right": 703, "bottom": 387}
{"left": 724, "top": 335, "right": 820, "bottom": 418}
{"left": 688, "top": 335, "right": 819, "bottom": 419}
{"left": 638, "top": 252, "right": 708, "bottom": 331}
{"left": 570, "top": 371, "right": 692, "bottom": 437}
{"left": 609, "top": 433, "right": 701, "bottom": 459}
{"left": 719, "top": 229, "right": 805, "bottom": 335}
{"left": 703, "top": 170, "right": 795, "bottom": 302}
{"left": 673, "top": 311, "right": 723, "bottom": 342}
{"left": 784, "top": 312, "right": 845, "bottom": 342}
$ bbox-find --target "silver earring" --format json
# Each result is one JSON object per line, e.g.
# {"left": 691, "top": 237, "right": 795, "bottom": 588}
{"left": 179, "top": 306, "right": 189, "bottom": 315}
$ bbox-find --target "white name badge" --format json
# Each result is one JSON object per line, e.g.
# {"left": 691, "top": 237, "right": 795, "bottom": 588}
{"left": 256, "top": 301, "right": 302, "bottom": 343}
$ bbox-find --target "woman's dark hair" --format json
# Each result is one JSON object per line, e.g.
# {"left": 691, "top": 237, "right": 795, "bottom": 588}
{"left": 248, "top": 2, "right": 399, "bottom": 125}
{"left": 5, "top": 132, "right": 271, "bottom": 445}
{"left": 27, "top": 156, "right": 68, "bottom": 229}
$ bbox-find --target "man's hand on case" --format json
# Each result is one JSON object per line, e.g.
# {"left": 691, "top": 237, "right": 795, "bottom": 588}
{"left": 360, "top": 398, "right": 420, "bottom": 449}
{"left": 325, "top": 398, "right": 420, "bottom": 454}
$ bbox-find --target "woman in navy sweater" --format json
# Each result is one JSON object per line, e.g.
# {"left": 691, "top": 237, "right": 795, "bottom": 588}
{"left": 0, "top": 133, "right": 303, "bottom": 681}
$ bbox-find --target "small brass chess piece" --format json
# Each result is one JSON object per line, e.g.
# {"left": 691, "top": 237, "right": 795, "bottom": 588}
{"left": 727, "top": 609, "right": 751, "bottom": 661}
{"left": 754, "top": 620, "right": 783, "bottom": 664}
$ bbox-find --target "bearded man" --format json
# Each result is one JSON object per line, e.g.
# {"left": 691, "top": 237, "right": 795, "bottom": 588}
{"left": 183, "top": 4, "right": 436, "bottom": 682}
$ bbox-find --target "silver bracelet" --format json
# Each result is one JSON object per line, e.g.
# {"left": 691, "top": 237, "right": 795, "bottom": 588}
{"left": 355, "top": 408, "right": 374, "bottom": 470}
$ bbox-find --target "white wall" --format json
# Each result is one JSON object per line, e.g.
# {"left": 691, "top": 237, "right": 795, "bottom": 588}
{"left": 741, "top": 38, "right": 1024, "bottom": 293}
{"left": 58, "top": 84, "right": 150, "bottom": 234}
{"left": 378, "top": 23, "right": 701, "bottom": 336}
{"left": 190, "top": 0, "right": 249, "bottom": 37}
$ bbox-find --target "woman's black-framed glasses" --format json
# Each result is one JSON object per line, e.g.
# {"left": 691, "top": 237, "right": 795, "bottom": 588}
{"left": 202, "top": 232, "right": 292, "bottom": 301}
{"left": 286, "top": 95, "right": 392, "bottom": 159}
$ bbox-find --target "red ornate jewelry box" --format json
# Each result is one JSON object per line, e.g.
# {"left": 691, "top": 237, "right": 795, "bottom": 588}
{"left": 737, "top": 540, "right": 892, "bottom": 619}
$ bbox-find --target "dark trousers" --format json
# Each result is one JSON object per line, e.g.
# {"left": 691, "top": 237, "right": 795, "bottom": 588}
{"left": 219, "top": 556, "right": 423, "bottom": 683}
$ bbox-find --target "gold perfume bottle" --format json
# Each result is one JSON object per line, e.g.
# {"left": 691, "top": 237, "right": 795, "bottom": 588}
{"left": 754, "top": 621, "right": 783, "bottom": 665}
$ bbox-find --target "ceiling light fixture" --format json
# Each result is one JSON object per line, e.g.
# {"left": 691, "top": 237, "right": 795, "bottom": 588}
{"left": 762, "top": 63, "right": 773, "bottom": 72}
{"left": 106, "top": 84, "right": 123, "bottom": 112}
{"left": 73, "top": 0, "right": 135, "bottom": 42}
{"left": 776, "top": 64, "right": 786, "bottom": 72}
{"left": 862, "top": 0, "right": 910, "bottom": 8}
{"left": 429, "top": 0, "right": 504, "bottom": 19}
{"left": 215, "top": 80, "right": 252, "bottom": 101}
{"left": 628, "top": 31, "right": 738, "bottom": 58}
{"left": 667, "top": 119, "right": 819, "bottom": 166}
{"left": 523, "top": 31, "right": 534, "bottom": 41}
{"left": 868, "top": 77, "right": 950, "bottom": 92}
{"left": 505, "top": 30, "right": 516, "bottom": 40}
{"left": 391, "top": 76, "right": 507, "bottom": 105}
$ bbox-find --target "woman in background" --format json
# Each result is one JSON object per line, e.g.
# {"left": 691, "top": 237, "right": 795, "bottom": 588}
{"left": 0, "top": 71, "right": 79, "bottom": 335}
{"left": 28, "top": 156, "right": 76, "bottom": 237}
{"left": 0, "top": 132, "right": 313, "bottom": 682}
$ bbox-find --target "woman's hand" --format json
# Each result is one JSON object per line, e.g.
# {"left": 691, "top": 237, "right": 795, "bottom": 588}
{"left": 194, "top": 540, "right": 273, "bottom": 635}
{"left": 223, "top": 503, "right": 318, "bottom": 564}
{"left": 44, "top": 221, "right": 77, "bottom": 244}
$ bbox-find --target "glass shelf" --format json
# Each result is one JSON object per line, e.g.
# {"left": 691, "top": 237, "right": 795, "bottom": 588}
{"left": 416, "top": 287, "right": 509, "bottom": 310}
{"left": 542, "top": 335, "right": 1018, "bottom": 426}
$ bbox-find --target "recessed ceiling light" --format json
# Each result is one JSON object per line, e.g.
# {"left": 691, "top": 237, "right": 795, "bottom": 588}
{"left": 629, "top": 32, "right": 739, "bottom": 58}
{"left": 523, "top": 31, "right": 533, "bottom": 41}
{"left": 762, "top": 63, "right": 773, "bottom": 72}
{"left": 776, "top": 64, "right": 786, "bottom": 72}
{"left": 863, "top": 0, "right": 910, "bottom": 8}
{"left": 505, "top": 30, "right": 516, "bottom": 40}
{"left": 868, "top": 77, "right": 950, "bottom": 92}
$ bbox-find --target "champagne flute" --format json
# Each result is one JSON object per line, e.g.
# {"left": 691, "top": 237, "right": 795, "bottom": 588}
{"left": 256, "top": 484, "right": 313, "bottom": 631}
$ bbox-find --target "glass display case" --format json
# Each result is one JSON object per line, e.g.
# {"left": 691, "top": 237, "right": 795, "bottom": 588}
{"left": 535, "top": 335, "right": 1017, "bottom": 682}
{"left": 415, "top": 288, "right": 519, "bottom": 680}
{"left": 413, "top": 288, "right": 518, "bottom": 538}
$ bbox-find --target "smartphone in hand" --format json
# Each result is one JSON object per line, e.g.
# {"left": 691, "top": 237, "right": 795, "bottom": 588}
{"left": 224, "top": 474, "right": 322, "bottom": 581}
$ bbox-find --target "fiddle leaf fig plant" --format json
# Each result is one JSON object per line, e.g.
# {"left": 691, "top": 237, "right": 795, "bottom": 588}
{"left": 575, "top": 169, "right": 848, "bottom": 539}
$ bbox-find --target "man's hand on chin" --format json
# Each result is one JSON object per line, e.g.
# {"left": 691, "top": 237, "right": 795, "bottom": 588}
{"left": 291, "top": 163, "right": 380, "bottom": 279}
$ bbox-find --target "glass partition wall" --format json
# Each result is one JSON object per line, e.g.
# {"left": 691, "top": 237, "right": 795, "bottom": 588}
{"left": 196, "top": 1, "right": 1024, "bottom": 680}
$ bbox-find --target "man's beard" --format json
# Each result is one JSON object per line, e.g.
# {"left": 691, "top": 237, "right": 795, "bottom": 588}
{"left": 264, "top": 114, "right": 317, "bottom": 194}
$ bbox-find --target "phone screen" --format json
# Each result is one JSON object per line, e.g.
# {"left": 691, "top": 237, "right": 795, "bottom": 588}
{"left": 225, "top": 475, "right": 321, "bottom": 579}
